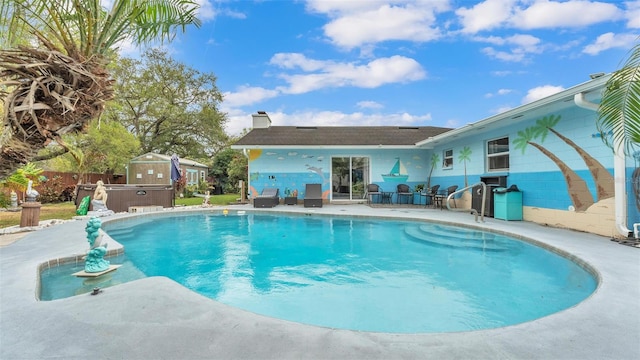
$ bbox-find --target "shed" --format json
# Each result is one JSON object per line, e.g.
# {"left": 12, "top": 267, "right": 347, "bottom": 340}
{"left": 127, "top": 153, "right": 208, "bottom": 186}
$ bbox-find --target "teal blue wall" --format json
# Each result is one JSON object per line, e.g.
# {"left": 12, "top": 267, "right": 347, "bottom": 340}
{"left": 426, "top": 105, "right": 639, "bottom": 226}
{"left": 245, "top": 105, "right": 639, "bottom": 228}
{"left": 248, "top": 149, "right": 431, "bottom": 199}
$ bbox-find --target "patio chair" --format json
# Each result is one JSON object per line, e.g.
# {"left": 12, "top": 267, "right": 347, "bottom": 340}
{"left": 421, "top": 185, "right": 440, "bottom": 208}
{"left": 304, "top": 183, "right": 323, "bottom": 208}
{"left": 434, "top": 185, "right": 458, "bottom": 209}
{"left": 396, "top": 184, "right": 413, "bottom": 204}
{"left": 366, "top": 184, "right": 382, "bottom": 204}
{"left": 445, "top": 185, "right": 459, "bottom": 208}
{"left": 253, "top": 188, "right": 279, "bottom": 208}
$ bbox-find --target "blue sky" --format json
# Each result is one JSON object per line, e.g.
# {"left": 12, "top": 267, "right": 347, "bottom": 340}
{"left": 120, "top": 0, "right": 639, "bottom": 136}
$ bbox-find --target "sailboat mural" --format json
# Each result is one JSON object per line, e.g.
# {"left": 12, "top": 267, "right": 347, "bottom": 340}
{"left": 382, "top": 157, "right": 409, "bottom": 182}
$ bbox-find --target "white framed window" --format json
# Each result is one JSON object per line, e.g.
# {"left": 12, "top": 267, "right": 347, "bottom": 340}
{"left": 487, "top": 137, "right": 509, "bottom": 171}
{"left": 186, "top": 169, "right": 198, "bottom": 185}
{"left": 443, "top": 149, "right": 453, "bottom": 169}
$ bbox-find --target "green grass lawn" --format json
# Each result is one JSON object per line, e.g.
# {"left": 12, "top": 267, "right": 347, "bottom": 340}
{"left": 0, "top": 194, "right": 240, "bottom": 228}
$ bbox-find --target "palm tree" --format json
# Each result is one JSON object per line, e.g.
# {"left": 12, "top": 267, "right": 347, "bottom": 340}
{"left": 535, "top": 115, "right": 614, "bottom": 201}
{"left": 458, "top": 146, "right": 472, "bottom": 188}
{"left": 598, "top": 40, "right": 640, "bottom": 213}
{"left": 0, "top": 163, "right": 43, "bottom": 201}
{"left": 426, "top": 153, "right": 439, "bottom": 189}
{"left": 597, "top": 40, "right": 640, "bottom": 155}
{"left": 0, "top": 0, "right": 201, "bottom": 178}
{"left": 514, "top": 127, "right": 594, "bottom": 211}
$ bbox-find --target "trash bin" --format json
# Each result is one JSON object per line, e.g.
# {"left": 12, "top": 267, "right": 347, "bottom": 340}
{"left": 493, "top": 185, "right": 523, "bottom": 221}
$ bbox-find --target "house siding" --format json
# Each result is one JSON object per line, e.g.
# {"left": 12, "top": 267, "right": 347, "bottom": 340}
{"left": 425, "top": 105, "right": 635, "bottom": 237}
{"left": 235, "top": 77, "right": 639, "bottom": 238}
{"left": 247, "top": 149, "right": 430, "bottom": 202}
{"left": 127, "top": 153, "right": 208, "bottom": 187}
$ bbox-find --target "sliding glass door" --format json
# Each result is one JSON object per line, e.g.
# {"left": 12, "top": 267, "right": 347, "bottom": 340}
{"left": 331, "top": 157, "right": 370, "bottom": 201}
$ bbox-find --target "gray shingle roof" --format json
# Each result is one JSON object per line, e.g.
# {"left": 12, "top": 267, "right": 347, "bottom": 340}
{"left": 233, "top": 126, "right": 453, "bottom": 147}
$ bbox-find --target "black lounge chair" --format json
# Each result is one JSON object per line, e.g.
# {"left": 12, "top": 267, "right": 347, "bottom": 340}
{"left": 253, "top": 188, "right": 279, "bottom": 208}
{"left": 304, "top": 183, "right": 323, "bottom": 208}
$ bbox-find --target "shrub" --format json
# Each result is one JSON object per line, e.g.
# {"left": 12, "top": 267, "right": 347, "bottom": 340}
{"left": 38, "top": 175, "right": 67, "bottom": 203}
{"left": 184, "top": 184, "right": 198, "bottom": 198}
{"left": 0, "top": 192, "right": 9, "bottom": 208}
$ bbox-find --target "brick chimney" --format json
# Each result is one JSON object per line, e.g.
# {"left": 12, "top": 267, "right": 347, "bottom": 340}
{"left": 252, "top": 111, "right": 271, "bottom": 129}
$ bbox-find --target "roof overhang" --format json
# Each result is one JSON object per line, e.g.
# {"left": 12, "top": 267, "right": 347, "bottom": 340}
{"left": 230, "top": 145, "right": 421, "bottom": 150}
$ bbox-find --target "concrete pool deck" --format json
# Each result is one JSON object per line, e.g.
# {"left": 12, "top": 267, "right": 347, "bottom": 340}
{"left": 1, "top": 204, "right": 639, "bottom": 359}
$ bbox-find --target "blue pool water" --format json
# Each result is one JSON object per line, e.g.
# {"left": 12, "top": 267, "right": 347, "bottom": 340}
{"left": 40, "top": 212, "right": 596, "bottom": 333}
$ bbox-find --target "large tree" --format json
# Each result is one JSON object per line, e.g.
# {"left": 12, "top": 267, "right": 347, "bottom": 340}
{"left": 103, "top": 48, "right": 228, "bottom": 161}
{"left": 0, "top": 0, "right": 200, "bottom": 178}
{"left": 44, "top": 119, "right": 140, "bottom": 175}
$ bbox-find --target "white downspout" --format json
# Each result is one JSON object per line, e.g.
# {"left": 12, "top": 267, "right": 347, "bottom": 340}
{"left": 574, "top": 93, "right": 632, "bottom": 237}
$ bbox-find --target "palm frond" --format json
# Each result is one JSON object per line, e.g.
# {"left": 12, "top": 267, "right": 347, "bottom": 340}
{"left": 597, "top": 40, "right": 640, "bottom": 155}
{"left": 0, "top": 0, "right": 200, "bottom": 58}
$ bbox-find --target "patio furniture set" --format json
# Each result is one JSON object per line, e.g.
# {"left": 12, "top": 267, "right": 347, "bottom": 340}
{"left": 367, "top": 184, "right": 459, "bottom": 209}
{"left": 253, "top": 183, "right": 323, "bottom": 208}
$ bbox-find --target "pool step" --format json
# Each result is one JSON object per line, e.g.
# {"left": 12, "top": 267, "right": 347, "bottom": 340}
{"left": 104, "top": 228, "right": 136, "bottom": 241}
{"left": 404, "top": 225, "right": 508, "bottom": 251}
{"left": 427, "top": 224, "right": 497, "bottom": 240}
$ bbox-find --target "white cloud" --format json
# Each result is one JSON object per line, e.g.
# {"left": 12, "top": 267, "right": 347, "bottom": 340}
{"left": 272, "top": 110, "right": 433, "bottom": 127}
{"left": 627, "top": 0, "right": 640, "bottom": 28}
{"left": 271, "top": 54, "right": 426, "bottom": 94}
{"left": 482, "top": 47, "right": 527, "bottom": 62}
{"left": 270, "top": 53, "right": 328, "bottom": 71}
{"left": 223, "top": 109, "right": 254, "bottom": 136}
{"left": 222, "top": 86, "right": 280, "bottom": 108}
{"left": 493, "top": 105, "right": 514, "bottom": 114}
{"left": 114, "top": 38, "right": 139, "bottom": 57}
{"left": 510, "top": 0, "right": 623, "bottom": 29}
{"left": 357, "top": 101, "right": 384, "bottom": 109}
{"left": 222, "top": 54, "right": 426, "bottom": 115}
{"left": 305, "top": 0, "right": 385, "bottom": 14}
{"left": 476, "top": 33, "right": 542, "bottom": 62}
{"left": 223, "top": 109, "right": 433, "bottom": 135}
{"left": 583, "top": 32, "right": 639, "bottom": 55}
{"left": 522, "top": 85, "right": 565, "bottom": 104}
{"left": 485, "top": 88, "right": 513, "bottom": 98}
{"left": 195, "top": 0, "right": 217, "bottom": 21}
{"left": 457, "top": 0, "right": 516, "bottom": 34}
{"left": 457, "top": 0, "right": 623, "bottom": 34}
{"left": 306, "top": 0, "right": 450, "bottom": 49}
{"left": 323, "top": 5, "right": 444, "bottom": 49}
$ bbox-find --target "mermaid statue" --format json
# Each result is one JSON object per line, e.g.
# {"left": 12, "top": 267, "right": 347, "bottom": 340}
{"left": 84, "top": 217, "right": 110, "bottom": 273}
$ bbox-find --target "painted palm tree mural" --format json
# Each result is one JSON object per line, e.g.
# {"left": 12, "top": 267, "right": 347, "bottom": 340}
{"left": 537, "top": 115, "right": 614, "bottom": 201}
{"left": 458, "top": 146, "right": 472, "bottom": 188}
{"left": 426, "top": 153, "right": 439, "bottom": 189}
{"left": 514, "top": 115, "right": 614, "bottom": 212}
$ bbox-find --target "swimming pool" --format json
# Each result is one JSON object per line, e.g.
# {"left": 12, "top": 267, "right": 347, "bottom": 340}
{"left": 41, "top": 211, "right": 596, "bottom": 333}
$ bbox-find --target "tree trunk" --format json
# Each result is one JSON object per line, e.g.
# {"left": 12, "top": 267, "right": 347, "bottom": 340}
{"left": 0, "top": 47, "right": 112, "bottom": 178}
{"left": 529, "top": 142, "right": 594, "bottom": 211}
{"left": 548, "top": 127, "right": 615, "bottom": 200}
